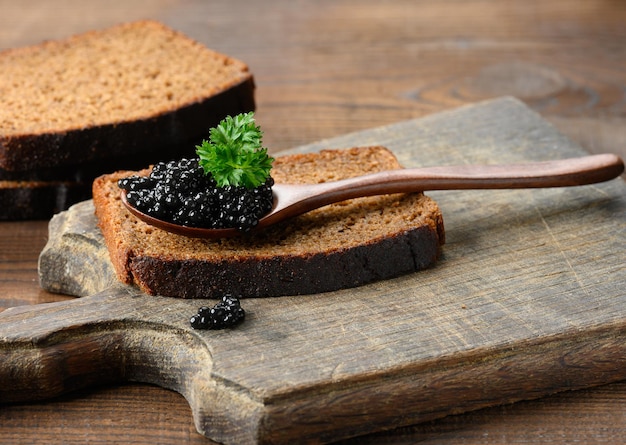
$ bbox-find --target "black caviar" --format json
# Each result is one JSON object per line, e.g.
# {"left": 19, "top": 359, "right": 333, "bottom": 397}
{"left": 118, "top": 158, "right": 273, "bottom": 232}
{"left": 190, "top": 295, "right": 246, "bottom": 330}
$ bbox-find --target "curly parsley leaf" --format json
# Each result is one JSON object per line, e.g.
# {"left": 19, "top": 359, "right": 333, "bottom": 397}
{"left": 195, "top": 112, "right": 274, "bottom": 188}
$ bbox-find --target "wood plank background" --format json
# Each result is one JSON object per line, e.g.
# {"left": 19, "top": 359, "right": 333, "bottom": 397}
{"left": 1, "top": 1, "right": 625, "bottom": 443}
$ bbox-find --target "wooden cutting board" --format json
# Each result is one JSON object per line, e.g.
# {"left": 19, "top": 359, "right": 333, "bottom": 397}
{"left": 1, "top": 97, "right": 625, "bottom": 445}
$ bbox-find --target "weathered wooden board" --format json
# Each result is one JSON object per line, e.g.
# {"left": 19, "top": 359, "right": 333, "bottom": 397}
{"left": 1, "top": 97, "right": 625, "bottom": 445}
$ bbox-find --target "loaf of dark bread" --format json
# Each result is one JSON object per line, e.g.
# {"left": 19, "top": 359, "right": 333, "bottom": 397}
{"left": 0, "top": 20, "right": 255, "bottom": 219}
{"left": 92, "top": 146, "right": 445, "bottom": 298}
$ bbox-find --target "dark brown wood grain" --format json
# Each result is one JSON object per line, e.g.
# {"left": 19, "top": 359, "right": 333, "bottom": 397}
{"left": 1, "top": 0, "right": 626, "bottom": 443}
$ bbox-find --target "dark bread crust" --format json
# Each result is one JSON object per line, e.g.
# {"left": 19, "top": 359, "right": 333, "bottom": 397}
{"left": 129, "top": 224, "right": 441, "bottom": 298}
{"left": 93, "top": 146, "right": 445, "bottom": 299}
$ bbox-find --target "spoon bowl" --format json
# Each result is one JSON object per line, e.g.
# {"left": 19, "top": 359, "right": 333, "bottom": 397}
{"left": 121, "top": 153, "right": 624, "bottom": 239}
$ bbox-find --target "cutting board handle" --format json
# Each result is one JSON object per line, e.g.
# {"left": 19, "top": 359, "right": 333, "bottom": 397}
{"left": 0, "top": 290, "right": 210, "bottom": 409}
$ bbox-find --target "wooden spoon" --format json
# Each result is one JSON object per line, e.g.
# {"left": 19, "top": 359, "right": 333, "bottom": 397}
{"left": 121, "top": 153, "right": 624, "bottom": 239}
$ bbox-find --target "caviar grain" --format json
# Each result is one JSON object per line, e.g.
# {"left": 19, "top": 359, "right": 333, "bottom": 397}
{"left": 190, "top": 295, "right": 245, "bottom": 329}
{"left": 118, "top": 158, "right": 273, "bottom": 231}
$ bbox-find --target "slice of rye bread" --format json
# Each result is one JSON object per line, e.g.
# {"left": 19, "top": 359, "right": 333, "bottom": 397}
{"left": 93, "top": 146, "right": 445, "bottom": 299}
{"left": 0, "top": 180, "right": 91, "bottom": 220}
{"left": 0, "top": 20, "right": 255, "bottom": 172}
{"left": 0, "top": 20, "right": 255, "bottom": 219}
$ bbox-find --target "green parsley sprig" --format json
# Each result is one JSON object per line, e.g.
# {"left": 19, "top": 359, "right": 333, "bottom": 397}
{"left": 195, "top": 112, "right": 274, "bottom": 188}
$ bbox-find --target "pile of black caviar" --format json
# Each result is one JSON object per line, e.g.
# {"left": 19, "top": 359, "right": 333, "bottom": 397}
{"left": 190, "top": 295, "right": 245, "bottom": 330}
{"left": 118, "top": 158, "right": 274, "bottom": 232}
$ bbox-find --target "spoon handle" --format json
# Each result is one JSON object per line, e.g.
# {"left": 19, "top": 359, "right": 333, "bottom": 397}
{"left": 273, "top": 154, "right": 624, "bottom": 219}
{"left": 352, "top": 153, "right": 623, "bottom": 192}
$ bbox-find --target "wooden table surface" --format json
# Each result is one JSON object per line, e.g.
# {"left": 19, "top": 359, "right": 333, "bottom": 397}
{"left": 1, "top": 1, "right": 625, "bottom": 443}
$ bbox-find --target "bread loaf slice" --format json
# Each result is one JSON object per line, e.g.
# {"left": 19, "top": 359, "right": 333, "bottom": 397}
{"left": 0, "top": 20, "right": 255, "bottom": 172}
{"left": 0, "top": 20, "right": 255, "bottom": 219}
{"left": 93, "top": 146, "right": 445, "bottom": 298}
{"left": 0, "top": 180, "right": 90, "bottom": 220}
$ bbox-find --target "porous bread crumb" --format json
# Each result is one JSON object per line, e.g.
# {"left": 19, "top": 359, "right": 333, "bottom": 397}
{"left": 0, "top": 20, "right": 250, "bottom": 136}
{"left": 93, "top": 146, "right": 445, "bottom": 298}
